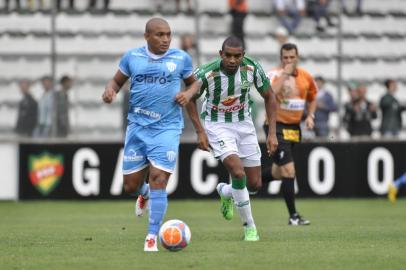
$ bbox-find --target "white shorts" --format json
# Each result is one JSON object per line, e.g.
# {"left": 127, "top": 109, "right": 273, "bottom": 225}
{"left": 204, "top": 120, "right": 261, "bottom": 167}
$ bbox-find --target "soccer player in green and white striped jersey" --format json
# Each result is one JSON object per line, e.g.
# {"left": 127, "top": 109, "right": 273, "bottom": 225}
{"left": 185, "top": 36, "right": 278, "bottom": 241}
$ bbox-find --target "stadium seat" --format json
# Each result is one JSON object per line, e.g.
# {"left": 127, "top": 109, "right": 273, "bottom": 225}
{"left": 291, "top": 36, "right": 337, "bottom": 57}
{"left": 199, "top": 38, "right": 227, "bottom": 55}
{"left": 197, "top": 0, "right": 228, "bottom": 14}
{"left": 301, "top": 59, "right": 337, "bottom": 80}
{"left": 73, "top": 57, "right": 117, "bottom": 79}
{"left": 249, "top": 0, "right": 273, "bottom": 14}
{"left": 166, "top": 14, "right": 196, "bottom": 34}
{"left": 109, "top": 0, "right": 154, "bottom": 11}
{"left": 246, "top": 37, "right": 279, "bottom": 55}
{"left": 0, "top": 34, "right": 50, "bottom": 54}
{"left": 342, "top": 15, "right": 406, "bottom": 35}
{"left": 0, "top": 81, "right": 20, "bottom": 103}
{"left": 198, "top": 14, "right": 231, "bottom": 35}
{"left": 0, "top": 105, "right": 17, "bottom": 128}
{"left": 56, "top": 35, "right": 144, "bottom": 54}
{"left": 74, "top": 105, "right": 121, "bottom": 129}
{"left": 72, "top": 81, "right": 106, "bottom": 102}
{"left": 0, "top": 13, "right": 50, "bottom": 33}
{"left": 0, "top": 57, "right": 50, "bottom": 80}
{"left": 244, "top": 15, "right": 273, "bottom": 36}
{"left": 363, "top": 0, "right": 406, "bottom": 13}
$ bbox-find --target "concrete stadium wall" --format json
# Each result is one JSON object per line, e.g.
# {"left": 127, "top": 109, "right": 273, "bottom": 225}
{"left": 0, "top": 143, "right": 18, "bottom": 200}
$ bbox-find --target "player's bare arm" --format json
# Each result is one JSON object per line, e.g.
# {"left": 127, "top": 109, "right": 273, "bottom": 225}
{"left": 262, "top": 87, "right": 278, "bottom": 155}
{"left": 175, "top": 75, "right": 199, "bottom": 107}
{"left": 184, "top": 80, "right": 210, "bottom": 151}
{"left": 305, "top": 99, "right": 317, "bottom": 130}
{"left": 102, "top": 70, "right": 128, "bottom": 104}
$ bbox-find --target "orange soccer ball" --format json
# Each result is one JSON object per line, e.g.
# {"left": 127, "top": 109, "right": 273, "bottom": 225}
{"left": 159, "top": 219, "right": 191, "bottom": 251}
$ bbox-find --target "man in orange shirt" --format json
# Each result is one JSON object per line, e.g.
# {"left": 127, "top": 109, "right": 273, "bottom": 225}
{"left": 262, "top": 43, "right": 317, "bottom": 225}
{"left": 229, "top": 0, "right": 248, "bottom": 48}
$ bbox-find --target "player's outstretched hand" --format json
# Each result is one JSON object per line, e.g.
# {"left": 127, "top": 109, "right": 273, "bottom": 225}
{"left": 102, "top": 88, "right": 116, "bottom": 104}
{"left": 305, "top": 115, "right": 315, "bottom": 130}
{"left": 266, "top": 133, "right": 278, "bottom": 156}
{"left": 175, "top": 91, "right": 193, "bottom": 107}
{"left": 197, "top": 131, "right": 210, "bottom": 151}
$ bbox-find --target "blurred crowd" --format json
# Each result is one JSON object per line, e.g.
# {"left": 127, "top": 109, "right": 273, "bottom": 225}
{"left": 7, "top": 0, "right": 406, "bottom": 140}
{"left": 312, "top": 78, "right": 406, "bottom": 139}
{"left": 14, "top": 73, "right": 406, "bottom": 140}
{"left": 3, "top": 0, "right": 110, "bottom": 11}
{"left": 15, "top": 75, "right": 73, "bottom": 138}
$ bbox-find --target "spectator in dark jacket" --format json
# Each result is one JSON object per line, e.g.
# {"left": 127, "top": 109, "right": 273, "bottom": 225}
{"left": 380, "top": 79, "right": 405, "bottom": 137}
{"left": 314, "top": 76, "right": 337, "bottom": 137}
{"left": 343, "top": 83, "right": 377, "bottom": 137}
{"left": 55, "top": 75, "right": 73, "bottom": 137}
{"left": 15, "top": 79, "right": 38, "bottom": 137}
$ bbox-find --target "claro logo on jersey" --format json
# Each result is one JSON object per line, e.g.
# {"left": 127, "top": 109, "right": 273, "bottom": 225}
{"left": 28, "top": 152, "right": 64, "bottom": 196}
{"left": 134, "top": 73, "right": 172, "bottom": 84}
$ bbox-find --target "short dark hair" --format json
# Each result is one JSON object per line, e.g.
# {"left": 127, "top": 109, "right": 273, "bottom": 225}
{"left": 280, "top": 43, "right": 299, "bottom": 57}
{"left": 60, "top": 75, "right": 72, "bottom": 84}
{"left": 384, "top": 79, "right": 394, "bottom": 89}
{"left": 221, "top": 36, "right": 244, "bottom": 51}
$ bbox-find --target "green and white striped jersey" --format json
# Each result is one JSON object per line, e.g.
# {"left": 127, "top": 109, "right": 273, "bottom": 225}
{"left": 194, "top": 56, "right": 270, "bottom": 122}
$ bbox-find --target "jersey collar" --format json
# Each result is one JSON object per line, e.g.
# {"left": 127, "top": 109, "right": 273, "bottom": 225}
{"left": 145, "top": 46, "right": 169, "bottom": 60}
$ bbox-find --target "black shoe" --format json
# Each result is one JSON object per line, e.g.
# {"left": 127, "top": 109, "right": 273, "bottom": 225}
{"left": 288, "top": 213, "right": 310, "bottom": 226}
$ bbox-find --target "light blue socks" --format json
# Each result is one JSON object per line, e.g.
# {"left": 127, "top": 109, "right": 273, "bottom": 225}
{"left": 148, "top": 189, "right": 168, "bottom": 235}
{"left": 139, "top": 182, "right": 150, "bottom": 199}
{"left": 394, "top": 172, "right": 406, "bottom": 189}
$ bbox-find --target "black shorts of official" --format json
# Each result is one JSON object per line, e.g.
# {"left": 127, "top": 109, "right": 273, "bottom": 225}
{"left": 263, "top": 122, "right": 301, "bottom": 166}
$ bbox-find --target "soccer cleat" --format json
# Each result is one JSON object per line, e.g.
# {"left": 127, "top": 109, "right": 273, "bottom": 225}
{"left": 288, "top": 213, "right": 310, "bottom": 226}
{"left": 216, "top": 183, "right": 234, "bottom": 220}
{"left": 135, "top": 195, "right": 149, "bottom": 217}
{"left": 144, "top": 235, "right": 158, "bottom": 252}
{"left": 243, "top": 226, "right": 259, "bottom": 241}
{"left": 388, "top": 184, "right": 398, "bottom": 203}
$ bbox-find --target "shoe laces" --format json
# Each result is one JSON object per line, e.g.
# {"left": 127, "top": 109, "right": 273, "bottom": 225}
{"left": 146, "top": 238, "right": 156, "bottom": 248}
{"left": 138, "top": 196, "right": 146, "bottom": 209}
{"left": 245, "top": 227, "right": 257, "bottom": 237}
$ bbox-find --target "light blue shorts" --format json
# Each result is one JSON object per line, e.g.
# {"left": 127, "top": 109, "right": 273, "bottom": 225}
{"left": 122, "top": 122, "right": 181, "bottom": 174}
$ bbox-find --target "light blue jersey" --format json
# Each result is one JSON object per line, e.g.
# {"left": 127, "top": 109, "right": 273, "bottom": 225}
{"left": 119, "top": 46, "right": 193, "bottom": 130}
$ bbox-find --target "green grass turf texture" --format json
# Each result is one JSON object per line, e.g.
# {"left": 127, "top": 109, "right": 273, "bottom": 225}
{"left": 1, "top": 199, "right": 405, "bottom": 270}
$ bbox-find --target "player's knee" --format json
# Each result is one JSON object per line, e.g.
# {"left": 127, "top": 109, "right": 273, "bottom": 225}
{"left": 123, "top": 182, "right": 137, "bottom": 194}
{"left": 248, "top": 180, "right": 262, "bottom": 193}
{"left": 230, "top": 169, "right": 245, "bottom": 180}
{"left": 123, "top": 176, "right": 140, "bottom": 194}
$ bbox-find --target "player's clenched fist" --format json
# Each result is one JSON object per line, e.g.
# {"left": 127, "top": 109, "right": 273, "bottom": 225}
{"left": 175, "top": 91, "right": 193, "bottom": 107}
{"left": 102, "top": 88, "right": 116, "bottom": 104}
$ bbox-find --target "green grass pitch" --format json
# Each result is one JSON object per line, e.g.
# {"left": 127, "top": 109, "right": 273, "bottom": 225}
{"left": 1, "top": 199, "right": 406, "bottom": 270}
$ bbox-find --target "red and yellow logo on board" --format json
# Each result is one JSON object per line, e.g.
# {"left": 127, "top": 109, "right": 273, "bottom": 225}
{"left": 28, "top": 153, "right": 64, "bottom": 196}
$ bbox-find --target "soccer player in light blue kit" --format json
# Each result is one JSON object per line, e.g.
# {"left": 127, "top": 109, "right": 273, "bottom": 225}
{"left": 102, "top": 18, "right": 198, "bottom": 252}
